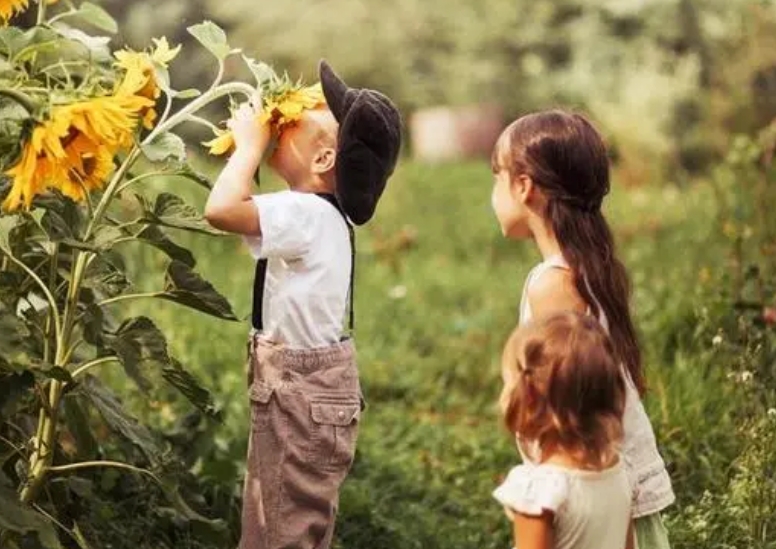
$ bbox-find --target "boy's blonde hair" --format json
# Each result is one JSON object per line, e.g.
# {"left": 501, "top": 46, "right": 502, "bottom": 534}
{"left": 500, "top": 311, "right": 626, "bottom": 467}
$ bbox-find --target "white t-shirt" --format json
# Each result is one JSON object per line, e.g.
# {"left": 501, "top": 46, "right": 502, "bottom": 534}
{"left": 493, "top": 462, "right": 632, "bottom": 549}
{"left": 242, "top": 190, "right": 351, "bottom": 349}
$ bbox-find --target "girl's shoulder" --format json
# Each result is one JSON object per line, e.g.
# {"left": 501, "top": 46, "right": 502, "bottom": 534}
{"left": 492, "top": 463, "right": 570, "bottom": 517}
{"left": 526, "top": 266, "right": 586, "bottom": 319}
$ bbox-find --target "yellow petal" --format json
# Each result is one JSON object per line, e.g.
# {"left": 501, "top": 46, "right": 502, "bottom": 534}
{"left": 151, "top": 36, "right": 182, "bottom": 67}
{"left": 0, "top": 0, "right": 29, "bottom": 25}
{"left": 203, "top": 131, "right": 235, "bottom": 156}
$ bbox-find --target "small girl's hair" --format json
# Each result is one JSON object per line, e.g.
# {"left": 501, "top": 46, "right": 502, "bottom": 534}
{"left": 492, "top": 110, "right": 645, "bottom": 395}
{"left": 500, "top": 312, "right": 626, "bottom": 468}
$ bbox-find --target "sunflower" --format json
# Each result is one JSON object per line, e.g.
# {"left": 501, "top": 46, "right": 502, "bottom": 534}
{"left": 0, "top": 0, "right": 28, "bottom": 24}
{"left": 0, "top": 0, "right": 58, "bottom": 24}
{"left": 2, "top": 95, "right": 147, "bottom": 211}
{"left": 66, "top": 95, "right": 152, "bottom": 148}
{"left": 114, "top": 37, "right": 181, "bottom": 128}
{"left": 204, "top": 82, "right": 326, "bottom": 156}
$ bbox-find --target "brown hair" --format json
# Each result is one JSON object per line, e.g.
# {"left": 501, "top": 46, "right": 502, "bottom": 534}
{"left": 500, "top": 312, "right": 626, "bottom": 468}
{"left": 493, "top": 110, "right": 645, "bottom": 394}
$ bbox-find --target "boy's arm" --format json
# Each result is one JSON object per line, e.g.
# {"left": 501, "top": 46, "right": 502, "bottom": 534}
{"left": 204, "top": 102, "right": 269, "bottom": 236}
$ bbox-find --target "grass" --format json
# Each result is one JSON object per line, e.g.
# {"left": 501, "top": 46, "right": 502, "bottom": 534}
{"left": 115, "top": 158, "right": 742, "bottom": 548}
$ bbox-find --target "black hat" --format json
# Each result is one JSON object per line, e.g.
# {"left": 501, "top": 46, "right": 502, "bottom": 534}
{"left": 318, "top": 59, "right": 402, "bottom": 226}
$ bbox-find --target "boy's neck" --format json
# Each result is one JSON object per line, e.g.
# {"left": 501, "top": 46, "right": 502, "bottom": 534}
{"left": 287, "top": 174, "right": 335, "bottom": 195}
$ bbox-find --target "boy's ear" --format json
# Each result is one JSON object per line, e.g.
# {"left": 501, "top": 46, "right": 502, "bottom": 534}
{"left": 312, "top": 147, "right": 336, "bottom": 174}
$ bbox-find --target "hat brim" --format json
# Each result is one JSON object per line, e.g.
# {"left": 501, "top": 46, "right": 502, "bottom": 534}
{"left": 318, "top": 59, "right": 351, "bottom": 122}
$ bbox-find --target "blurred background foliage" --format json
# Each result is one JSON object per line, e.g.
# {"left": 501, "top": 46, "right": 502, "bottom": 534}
{"left": 6, "top": 1, "right": 775, "bottom": 548}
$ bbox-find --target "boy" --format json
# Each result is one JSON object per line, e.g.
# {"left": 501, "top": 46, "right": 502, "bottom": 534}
{"left": 204, "top": 61, "right": 401, "bottom": 549}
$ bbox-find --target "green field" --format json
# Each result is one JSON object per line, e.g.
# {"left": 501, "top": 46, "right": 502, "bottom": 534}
{"left": 107, "top": 157, "right": 767, "bottom": 549}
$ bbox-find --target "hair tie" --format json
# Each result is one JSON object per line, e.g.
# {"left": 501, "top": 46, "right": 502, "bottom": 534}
{"left": 555, "top": 195, "right": 601, "bottom": 213}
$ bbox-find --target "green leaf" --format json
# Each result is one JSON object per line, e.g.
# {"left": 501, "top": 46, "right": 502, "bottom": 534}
{"left": 0, "top": 301, "right": 38, "bottom": 374}
{"left": 187, "top": 21, "right": 231, "bottom": 60}
{"left": 80, "top": 303, "right": 105, "bottom": 348}
{"left": 159, "top": 476, "right": 227, "bottom": 527}
{"left": 37, "top": 193, "right": 85, "bottom": 242}
{"left": 134, "top": 225, "right": 196, "bottom": 267}
{"left": 0, "top": 26, "right": 24, "bottom": 56}
{"left": 103, "top": 316, "right": 170, "bottom": 392}
{"left": 0, "top": 475, "right": 61, "bottom": 548}
{"left": 36, "top": 366, "right": 73, "bottom": 383}
{"left": 80, "top": 252, "right": 129, "bottom": 298}
{"left": 6, "top": 27, "right": 58, "bottom": 62}
{"left": 136, "top": 192, "right": 222, "bottom": 235}
{"left": 91, "top": 224, "right": 124, "bottom": 251}
{"left": 79, "top": 375, "right": 164, "bottom": 465}
{"left": 0, "top": 371, "right": 34, "bottom": 419}
{"left": 63, "top": 397, "right": 99, "bottom": 461}
{"left": 69, "top": 2, "right": 119, "bottom": 34}
{"left": 141, "top": 132, "right": 186, "bottom": 163}
{"left": 63, "top": 476, "right": 94, "bottom": 499}
{"left": 51, "top": 25, "right": 111, "bottom": 57}
{"left": 163, "top": 359, "right": 222, "bottom": 421}
{"left": 0, "top": 214, "right": 20, "bottom": 254}
{"left": 175, "top": 166, "right": 213, "bottom": 190}
{"left": 159, "top": 260, "right": 237, "bottom": 320}
{"left": 242, "top": 56, "right": 276, "bottom": 87}
{"left": 172, "top": 88, "right": 202, "bottom": 100}
{"left": 152, "top": 63, "right": 172, "bottom": 93}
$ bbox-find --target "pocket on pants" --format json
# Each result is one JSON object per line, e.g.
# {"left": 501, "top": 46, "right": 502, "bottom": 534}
{"left": 307, "top": 397, "right": 361, "bottom": 471}
{"left": 249, "top": 381, "right": 273, "bottom": 433}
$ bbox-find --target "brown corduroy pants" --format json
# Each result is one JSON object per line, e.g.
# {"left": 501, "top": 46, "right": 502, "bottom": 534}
{"left": 239, "top": 335, "right": 363, "bottom": 549}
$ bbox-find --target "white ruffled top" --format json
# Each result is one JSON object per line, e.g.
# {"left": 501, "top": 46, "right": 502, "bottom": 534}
{"left": 493, "top": 462, "right": 633, "bottom": 549}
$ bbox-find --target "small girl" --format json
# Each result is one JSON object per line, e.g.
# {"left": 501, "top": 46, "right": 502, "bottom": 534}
{"left": 490, "top": 110, "right": 674, "bottom": 549}
{"left": 494, "top": 312, "right": 633, "bottom": 549}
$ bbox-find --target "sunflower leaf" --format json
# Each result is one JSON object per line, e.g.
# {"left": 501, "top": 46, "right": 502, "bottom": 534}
{"left": 242, "top": 56, "right": 276, "bottom": 88}
{"left": 103, "top": 316, "right": 170, "bottom": 393}
{"left": 133, "top": 224, "right": 196, "bottom": 267}
{"left": 172, "top": 88, "right": 201, "bottom": 100}
{"left": 0, "top": 214, "right": 20, "bottom": 254}
{"left": 174, "top": 165, "right": 213, "bottom": 190}
{"left": 80, "top": 252, "right": 130, "bottom": 298}
{"left": 0, "top": 476, "right": 61, "bottom": 548}
{"left": 79, "top": 375, "right": 165, "bottom": 465}
{"left": 91, "top": 225, "right": 124, "bottom": 251}
{"left": 158, "top": 260, "right": 237, "bottom": 320}
{"left": 52, "top": 25, "right": 111, "bottom": 57}
{"left": 142, "top": 132, "right": 186, "bottom": 163}
{"left": 61, "top": 2, "right": 118, "bottom": 34}
{"left": 63, "top": 397, "right": 100, "bottom": 461}
{"left": 162, "top": 358, "right": 222, "bottom": 421}
{"left": 135, "top": 192, "right": 222, "bottom": 235}
{"left": 187, "top": 21, "right": 231, "bottom": 61}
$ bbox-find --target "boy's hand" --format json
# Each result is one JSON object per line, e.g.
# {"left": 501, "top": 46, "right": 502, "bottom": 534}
{"left": 228, "top": 96, "right": 271, "bottom": 157}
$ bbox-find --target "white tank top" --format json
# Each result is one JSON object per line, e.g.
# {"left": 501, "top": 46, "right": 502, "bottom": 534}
{"left": 518, "top": 254, "right": 675, "bottom": 517}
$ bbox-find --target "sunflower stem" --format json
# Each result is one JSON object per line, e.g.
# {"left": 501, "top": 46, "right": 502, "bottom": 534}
{"left": 71, "top": 356, "right": 120, "bottom": 379}
{"left": 36, "top": 0, "right": 48, "bottom": 26}
{"left": 144, "top": 81, "right": 255, "bottom": 145}
{"left": 97, "top": 291, "right": 160, "bottom": 308}
{"left": 0, "top": 88, "right": 36, "bottom": 113}
{"left": 210, "top": 60, "right": 225, "bottom": 91}
{"left": 1, "top": 252, "right": 63, "bottom": 351}
{"left": 20, "top": 250, "right": 88, "bottom": 505}
{"left": 83, "top": 147, "right": 141, "bottom": 241}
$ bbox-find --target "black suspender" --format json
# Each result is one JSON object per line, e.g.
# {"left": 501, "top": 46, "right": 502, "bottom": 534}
{"left": 251, "top": 193, "right": 355, "bottom": 334}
